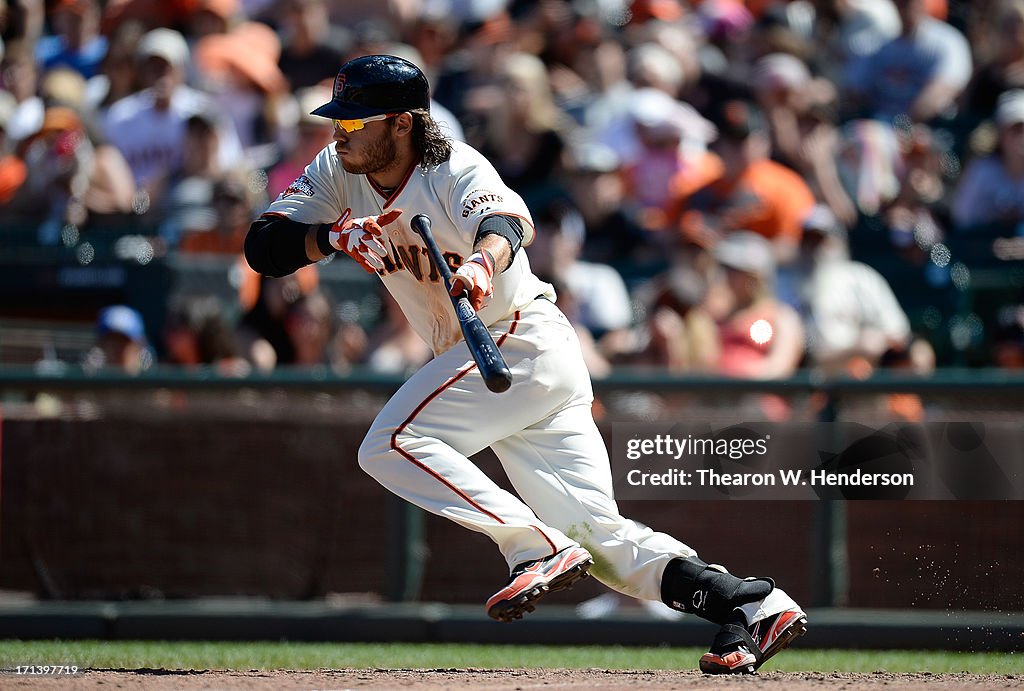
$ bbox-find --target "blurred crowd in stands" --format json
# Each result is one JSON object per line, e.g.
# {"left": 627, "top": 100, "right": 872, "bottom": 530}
{"left": 2, "top": 0, "right": 1024, "bottom": 384}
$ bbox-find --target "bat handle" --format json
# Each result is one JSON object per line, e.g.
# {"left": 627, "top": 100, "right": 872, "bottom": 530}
{"left": 412, "top": 213, "right": 458, "bottom": 291}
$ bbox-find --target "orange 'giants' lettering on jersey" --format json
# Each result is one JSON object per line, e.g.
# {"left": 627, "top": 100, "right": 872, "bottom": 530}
{"left": 461, "top": 190, "right": 505, "bottom": 218}
{"left": 381, "top": 243, "right": 463, "bottom": 283}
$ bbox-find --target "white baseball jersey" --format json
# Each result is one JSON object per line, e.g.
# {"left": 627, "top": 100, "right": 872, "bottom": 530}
{"left": 265, "top": 140, "right": 553, "bottom": 355}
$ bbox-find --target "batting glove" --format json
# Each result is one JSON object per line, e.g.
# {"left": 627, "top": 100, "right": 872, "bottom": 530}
{"left": 450, "top": 249, "right": 495, "bottom": 311}
{"left": 329, "top": 208, "right": 403, "bottom": 274}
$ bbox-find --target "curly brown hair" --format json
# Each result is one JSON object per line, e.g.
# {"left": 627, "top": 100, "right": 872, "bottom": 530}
{"left": 410, "top": 109, "right": 453, "bottom": 167}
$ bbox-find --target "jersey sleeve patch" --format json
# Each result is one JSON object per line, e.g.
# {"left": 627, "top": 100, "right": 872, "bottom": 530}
{"left": 281, "top": 174, "right": 316, "bottom": 199}
{"left": 460, "top": 189, "right": 505, "bottom": 219}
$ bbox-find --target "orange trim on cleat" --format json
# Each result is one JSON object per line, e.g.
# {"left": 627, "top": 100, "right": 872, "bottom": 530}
{"left": 486, "top": 546, "right": 593, "bottom": 623}
{"left": 699, "top": 650, "right": 757, "bottom": 675}
{"left": 700, "top": 597, "right": 808, "bottom": 675}
{"left": 756, "top": 611, "right": 807, "bottom": 667}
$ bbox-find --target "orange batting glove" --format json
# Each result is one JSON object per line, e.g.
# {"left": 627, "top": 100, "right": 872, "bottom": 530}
{"left": 450, "top": 249, "right": 495, "bottom": 311}
{"left": 329, "top": 208, "right": 403, "bottom": 273}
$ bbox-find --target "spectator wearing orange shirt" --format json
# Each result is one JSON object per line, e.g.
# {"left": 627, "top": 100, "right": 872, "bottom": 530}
{"left": 674, "top": 99, "right": 815, "bottom": 264}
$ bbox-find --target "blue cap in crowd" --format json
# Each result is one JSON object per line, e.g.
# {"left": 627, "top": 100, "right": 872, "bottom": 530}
{"left": 97, "top": 305, "right": 146, "bottom": 342}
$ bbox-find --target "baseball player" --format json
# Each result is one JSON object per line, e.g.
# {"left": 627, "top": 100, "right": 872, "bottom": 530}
{"left": 244, "top": 54, "right": 807, "bottom": 674}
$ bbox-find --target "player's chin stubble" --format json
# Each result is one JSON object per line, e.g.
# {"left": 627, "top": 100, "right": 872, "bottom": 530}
{"left": 338, "top": 127, "right": 398, "bottom": 176}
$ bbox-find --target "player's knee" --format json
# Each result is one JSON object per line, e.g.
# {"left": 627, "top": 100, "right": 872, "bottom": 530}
{"left": 357, "top": 427, "right": 392, "bottom": 477}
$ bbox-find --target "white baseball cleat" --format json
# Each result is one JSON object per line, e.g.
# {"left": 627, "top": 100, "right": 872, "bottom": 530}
{"left": 698, "top": 587, "right": 808, "bottom": 674}
{"left": 485, "top": 546, "right": 593, "bottom": 622}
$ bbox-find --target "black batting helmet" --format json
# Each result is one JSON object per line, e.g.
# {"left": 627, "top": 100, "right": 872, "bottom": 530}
{"left": 311, "top": 55, "right": 430, "bottom": 120}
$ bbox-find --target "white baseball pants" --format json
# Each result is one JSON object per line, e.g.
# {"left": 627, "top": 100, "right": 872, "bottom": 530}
{"left": 358, "top": 297, "right": 696, "bottom": 601}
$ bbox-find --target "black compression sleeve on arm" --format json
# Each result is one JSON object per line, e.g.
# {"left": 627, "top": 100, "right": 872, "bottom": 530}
{"left": 475, "top": 214, "right": 524, "bottom": 262}
{"left": 244, "top": 214, "right": 331, "bottom": 277}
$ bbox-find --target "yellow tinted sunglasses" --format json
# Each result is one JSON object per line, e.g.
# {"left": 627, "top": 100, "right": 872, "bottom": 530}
{"left": 333, "top": 113, "right": 398, "bottom": 133}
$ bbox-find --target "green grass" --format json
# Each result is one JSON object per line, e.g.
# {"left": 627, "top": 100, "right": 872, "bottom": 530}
{"left": 0, "top": 641, "right": 1018, "bottom": 674}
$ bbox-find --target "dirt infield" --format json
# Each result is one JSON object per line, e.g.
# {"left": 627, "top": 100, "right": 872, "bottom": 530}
{"left": 3, "top": 669, "right": 1023, "bottom": 689}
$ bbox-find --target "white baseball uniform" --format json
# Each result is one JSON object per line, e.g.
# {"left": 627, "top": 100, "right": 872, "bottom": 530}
{"left": 265, "top": 140, "right": 696, "bottom": 601}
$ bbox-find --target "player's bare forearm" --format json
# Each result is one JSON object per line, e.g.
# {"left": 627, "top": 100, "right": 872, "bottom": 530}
{"left": 475, "top": 233, "right": 513, "bottom": 272}
{"left": 305, "top": 224, "right": 328, "bottom": 262}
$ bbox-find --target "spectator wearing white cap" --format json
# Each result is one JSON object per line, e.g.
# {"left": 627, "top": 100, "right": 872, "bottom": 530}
{"left": 597, "top": 86, "right": 716, "bottom": 173}
{"left": 101, "top": 28, "right": 243, "bottom": 190}
{"left": 712, "top": 230, "right": 804, "bottom": 380}
{"left": 838, "top": 0, "right": 901, "bottom": 64}
{"left": 751, "top": 53, "right": 856, "bottom": 226}
{"left": 596, "top": 88, "right": 719, "bottom": 238}
{"left": 627, "top": 42, "right": 685, "bottom": 98}
{"left": 796, "top": 205, "right": 911, "bottom": 377}
{"left": 952, "top": 90, "right": 1024, "bottom": 231}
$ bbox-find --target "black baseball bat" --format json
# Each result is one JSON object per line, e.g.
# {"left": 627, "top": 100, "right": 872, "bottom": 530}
{"left": 411, "top": 213, "right": 513, "bottom": 393}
